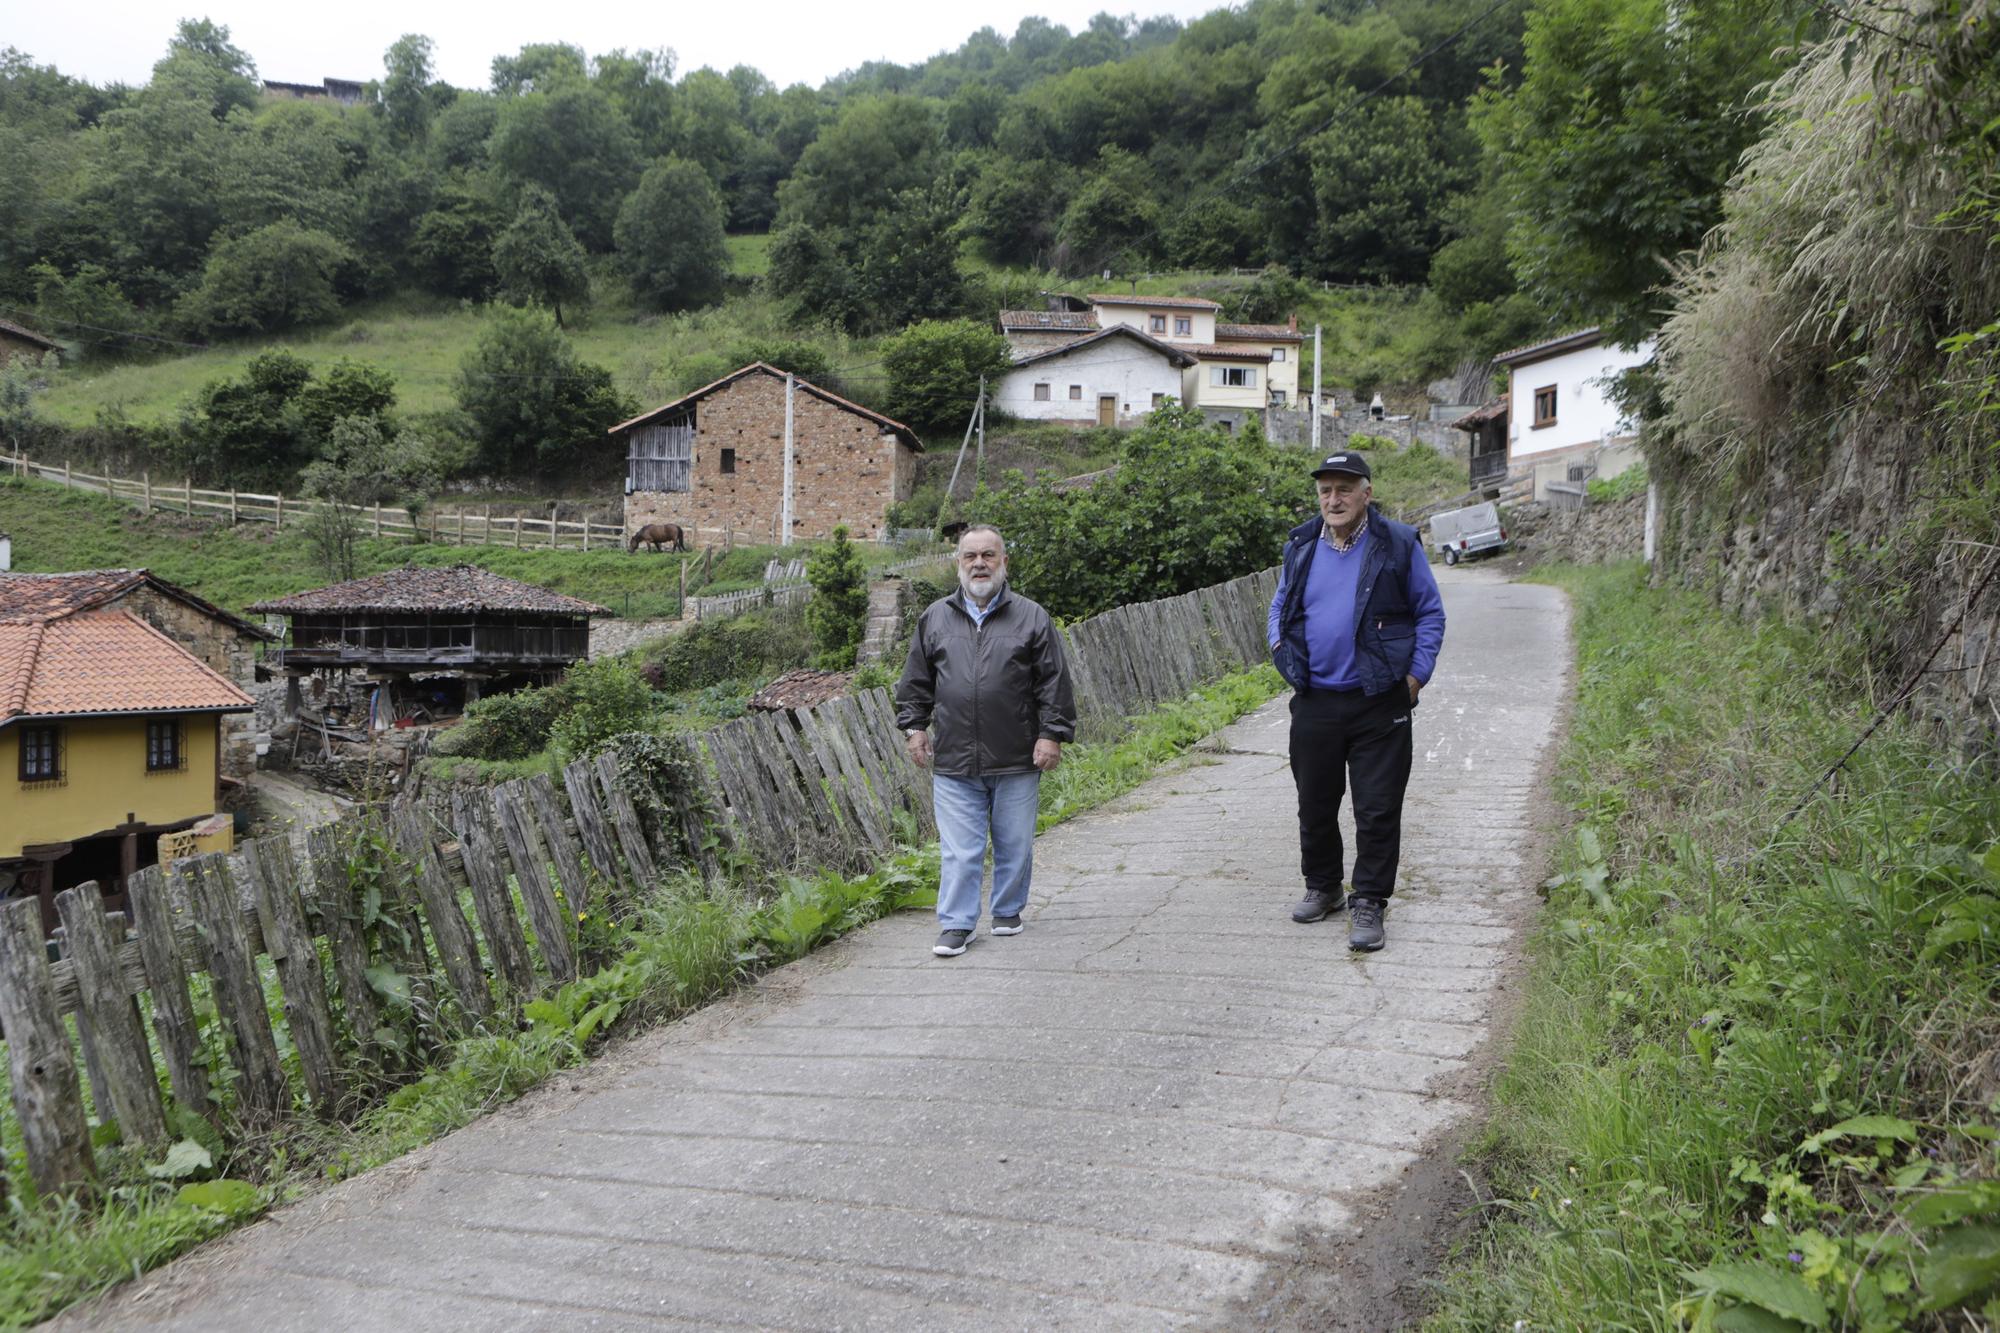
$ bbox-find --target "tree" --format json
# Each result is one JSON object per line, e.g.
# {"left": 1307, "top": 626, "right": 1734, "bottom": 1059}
{"left": 410, "top": 187, "right": 501, "bottom": 299}
{"left": 492, "top": 186, "right": 590, "bottom": 326}
{"left": 614, "top": 157, "right": 728, "bottom": 311}
{"left": 293, "top": 359, "right": 398, "bottom": 446}
{"left": 0, "top": 351, "right": 57, "bottom": 453}
{"left": 179, "top": 350, "right": 315, "bottom": 484}
{"left": 453, "top": 306, "right": 636, "bottom": 476}
{"left": 1055, "top": 147, "right": 1160, "bottom": 275}
{"left": 805, "top": 525, "right": 869, "bottom": 665}
{"left": 379, "top": 34, "right": 440, "bottom": 145}
{"left": 775, "top": 94, "right": 941, "bottom": 232}
{"left": 176, "top": 222, "right": 351, "bottom": 337}
{"left": 298, "top": 415, "right": 442, "bottom": 580}
{"left": 880, "top": 319, "right": 1011, "bottom": 436}
{"left": 1477, "top": 0, "right": 1806, "bottom": 339}
{"left": 1305, "top": 93, "right": 1463, "bottom": 282}
{"left": 770, "top": 183, "right": 969, "bottom": 334}
{"left": 488, "top": 84, "right": 639, "bottom": 250}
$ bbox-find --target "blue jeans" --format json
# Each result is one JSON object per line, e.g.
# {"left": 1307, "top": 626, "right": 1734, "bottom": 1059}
{"left": 932, "top": 771, "right": 1042, "bottom": 931}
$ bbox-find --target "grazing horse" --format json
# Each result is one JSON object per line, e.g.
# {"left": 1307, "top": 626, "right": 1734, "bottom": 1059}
{"left": 629, "top": 522, "right": 688, "bottom": 553}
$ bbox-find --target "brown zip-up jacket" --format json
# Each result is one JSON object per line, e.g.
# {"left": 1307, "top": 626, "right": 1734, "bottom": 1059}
{"left": 893, "top": 588, "right": 1077, "bottom": 778}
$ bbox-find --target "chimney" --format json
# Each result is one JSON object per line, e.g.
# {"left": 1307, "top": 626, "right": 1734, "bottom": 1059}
{"left": 1288, "top": 314, "right": 1298, "bottom": 333}
{"left": 0, "top": 533, "right": 10, "bottom": 572}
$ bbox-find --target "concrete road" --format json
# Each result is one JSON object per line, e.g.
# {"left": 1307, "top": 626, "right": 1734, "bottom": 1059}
{"left": 71, "top": 567, "right": 1568, "bottom": 1330}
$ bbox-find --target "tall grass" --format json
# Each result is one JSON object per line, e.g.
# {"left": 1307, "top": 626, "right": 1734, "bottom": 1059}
{"left": 1426, "top": 564, "right": 2000, "bottom": 1330}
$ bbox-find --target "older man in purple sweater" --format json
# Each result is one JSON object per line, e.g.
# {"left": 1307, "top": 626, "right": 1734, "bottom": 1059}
{"left": 1267, "top": 451, "right": 1445, "bottom": 951}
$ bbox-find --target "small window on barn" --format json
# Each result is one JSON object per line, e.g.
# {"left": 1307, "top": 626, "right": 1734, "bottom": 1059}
{"left": 720, "top": 448, "right": 736, "bottom": 474}
{"left": 1174, "top": 316, "right": 1191, "bottom": 336}
{"left": 1533, "top": 385, "right": 1558, "bottom": 428}
{"left": 1149, "top": 315, "right": 1167, "bottom": 333}
{"left": 19, "top": 724, "right": 61, "bottom": 784}
{"left": 146, "top": 718, "right": 185, "bottom": 773}
{"left": 1068, "top": 384, "right": 1083, "bottom": 400}
{"left": 1034, "top": 383, "right": 1051, "bottom": 401}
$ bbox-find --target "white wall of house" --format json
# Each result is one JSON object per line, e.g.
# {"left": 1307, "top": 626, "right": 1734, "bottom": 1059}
{"left": 995, "top": 338, "right": 1187, "bottom": 426}
{"left": 1093, "top": 300, "right": 1217, "bottom": 345}
{"left": 1505, "top": 339, "right": 1656, "bottom": 460}
{"left": 1184, "top": 358, "right": 1271, "bottom": 410}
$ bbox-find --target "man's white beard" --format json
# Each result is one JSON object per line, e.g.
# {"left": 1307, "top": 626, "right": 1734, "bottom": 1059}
{"left": 960, "top": 571, "right": 1004, "bottom": 603}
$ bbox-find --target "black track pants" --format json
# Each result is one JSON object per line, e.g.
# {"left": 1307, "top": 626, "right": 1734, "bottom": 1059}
{"left": 1287, "top": 686, "right": 1414, "bottom": 902}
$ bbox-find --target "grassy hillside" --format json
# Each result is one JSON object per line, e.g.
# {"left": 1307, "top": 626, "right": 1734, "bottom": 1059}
{"left": 36, "top": 286, "right": 877, "bottom": 431}
{"left": 0, "top": 476, "right": 900, "bottom": 618}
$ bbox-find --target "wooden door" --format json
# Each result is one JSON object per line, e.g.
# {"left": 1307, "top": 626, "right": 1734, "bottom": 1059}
{"left": 1097, "top": 395, "right": 1117, "bottom": 427}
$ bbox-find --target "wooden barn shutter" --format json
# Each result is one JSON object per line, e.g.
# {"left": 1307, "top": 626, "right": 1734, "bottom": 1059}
{"left": 627, "top": 419, "right": 694, "bottom": 493}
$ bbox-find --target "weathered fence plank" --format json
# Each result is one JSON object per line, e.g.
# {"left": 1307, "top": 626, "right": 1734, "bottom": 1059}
{"left": 489, "top": 783, "right": 577, "bottom": 983}
{"left": 126, "top": 866, "right": 211, "bottom": 1122}
{"left": 593, "top": 751, "right": 659, "bottom": 886}
{"left": 240, "top": 840, "right": 343, "bottom": 1113}
{"left": 0, "top": 899, "right": 96, "bottom": 1195}
{"left": 451, "top": 790, "right": 537, "bottom": 998}
{"left": 54, "top": 885, "right": 169, "bottom": 1147}
{"left": 559, "top": 758, "right": 627, "bottom": 894}
{"left": 303, "top": 823, "right": 382, "bottom": 1059}
{"left": 390, "top": 808, "right": 493, "bottom": 1020}
{"left": 50, "top": 928, "right": 113, "bottom": 1136}
{"left": 183, "top": 856, "right": 290, "bottom": 1127}
{"left": 523, "top": 775, "right": 595, "bottom": 910}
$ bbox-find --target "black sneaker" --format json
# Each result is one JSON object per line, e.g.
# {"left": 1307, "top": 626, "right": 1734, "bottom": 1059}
{"left": 991, "top": 916, "right": 1024, "bottom": 936}
{"left": 1348, "top": 898, "right": 1386, "bottom": 952}
{"left": 933, "top": 929, "right": 972, "bottom": 957}
{"left": 1292, "top": 888, "right": 1346, "bottom": 923}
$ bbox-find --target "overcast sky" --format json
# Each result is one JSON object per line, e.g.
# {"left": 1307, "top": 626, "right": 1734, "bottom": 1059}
{"left": 12, "top": 1, "right": 1224, "bottom": 91}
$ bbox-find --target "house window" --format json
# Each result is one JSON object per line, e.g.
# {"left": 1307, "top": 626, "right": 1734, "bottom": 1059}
{"left": 1271, "top": 347, "right": 1287, "bottom": 362}
{"left": 146, "top": 718, "right": 185, "bottom": 773}
{"left": 1269, "top": 389, "right": 1287, "bottom": 407}
{"left": 1068, "top": 385, "right": 1083, "bottom": 400}
{"left": 1210, "top": 366, "right": 1258, "bottom": 388}
{"left": 1533, "top": 385, "right": 1558, "bottom": 428}
{"left": 719, "top": 448, "right": 736, "bottom": 474}
{"left": 1151, "top": 392, "right": 1167, "bottom": 409}
{"left": 1149, "top": 315, "right": 1167, "bottom": 334}
{"left": 19, "top": 724, "right": 61, "bottom": 784}
{"left": 1174, "top": 316, "right": 1191, "bottom": 336}
{"left": 1033, "top": 383, "right": 1051, "bottom": 401}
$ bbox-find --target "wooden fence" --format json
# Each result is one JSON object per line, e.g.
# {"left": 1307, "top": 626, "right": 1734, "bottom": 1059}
{"left": 0, "top": 566, "right": 1277, "bottom": 1197}
{"left": 6, "top": 453, "right": 761, "bottom": 554}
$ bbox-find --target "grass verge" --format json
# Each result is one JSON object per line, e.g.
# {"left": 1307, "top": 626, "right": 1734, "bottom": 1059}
{"left": 1424, "top": 564, "right": 2000, "bottom": 1330}
{"left": 0, "top": 664, "right": 1284, "bottom": 1327}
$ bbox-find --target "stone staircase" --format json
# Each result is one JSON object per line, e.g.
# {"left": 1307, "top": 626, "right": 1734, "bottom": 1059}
{"left": 857, "top": 579, "right": 907, "bottom": 665}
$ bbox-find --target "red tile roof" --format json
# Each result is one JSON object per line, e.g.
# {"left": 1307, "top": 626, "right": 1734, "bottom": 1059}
{"left": 1087, "top": 293, "right": 1223, "bottom": 311}
{"left": 1183, "top": 343, "right": 1274, "bottom": 362}
{"left": 247, "top": 565, "right": 608, "bottom": 616}
{"left": 0, "top": 611, "right": 252, "bottom": 724}
{"left": 609, "top": 363, "right": 923, "bottom": 450}
{"left": 0, "top": 569, "right": 271, "bottom": 638}
{"left": 1450, "top": 396, "right": 1509, "bottom": 429}
{"left": 1007, "top": 324, "right": 1198, "bottom": 369}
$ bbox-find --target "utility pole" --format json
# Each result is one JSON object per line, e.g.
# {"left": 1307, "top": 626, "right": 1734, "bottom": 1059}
{"left": 934, "top": 384, "right": 984, "bottom": 542}
{"left": 1311, "top": 324, "right": 1324, "bottom": 455}
{"left": 781, "top": 372, "right": 796, "bottom": 546}
{"left": 972, "top": 376, "right": 986, "bottom": 491}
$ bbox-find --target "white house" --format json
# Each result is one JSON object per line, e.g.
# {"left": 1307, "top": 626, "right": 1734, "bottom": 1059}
{"left": 1494, "top": 328, "right": 1655, "bottom": 465}
{"left": 993, "top": 326, "right": 1196, "bottom": 427}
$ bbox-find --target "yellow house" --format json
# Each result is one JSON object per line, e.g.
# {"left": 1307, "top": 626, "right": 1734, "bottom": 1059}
{"left": 1214, "top": 321, "right": 1305, "bottom": 409}
{"left": 1, "top": 601, "right": 251, "bottom": 932}
{"left": 1076, "top": 296, "right": 1306, "bottom": 418}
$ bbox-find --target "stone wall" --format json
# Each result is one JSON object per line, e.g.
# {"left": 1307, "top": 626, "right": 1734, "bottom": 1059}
{"left": 624, "top": 374, "right": 918, "bottom": 545}
{"left": 105, "top": 585, "right": 266, "bottom": 779}
{"left": 1503, "top": 492, "right": 1646, "bottom": 565}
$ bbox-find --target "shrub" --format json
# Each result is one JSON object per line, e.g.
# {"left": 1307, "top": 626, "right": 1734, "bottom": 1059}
{"left": 639, "top": 604, "right": 811, "bottom": 694}
{"left": 805, "top": 525, "right": 868, "bottom": 666}
{"left": 177, "top": 221, "right": 351, "bottom": 337}
{"left": 453, "top": 306, "right": 634, "bottom": 476}
{"left": 879, "top": 319, "right": 1013, "bottom": 437}
{"left": 435, "top": 686, "right": 568, "bottom": 761}
{"left": 548, "top": 658, "right": 654, "bottom": 762}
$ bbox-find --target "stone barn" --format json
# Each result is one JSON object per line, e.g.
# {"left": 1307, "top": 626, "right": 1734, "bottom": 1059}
{"left": 614, "top": 363, "right": 922, "bottom": 545}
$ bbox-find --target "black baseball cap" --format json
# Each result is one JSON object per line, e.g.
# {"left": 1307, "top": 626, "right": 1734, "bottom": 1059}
{"left": 1311, "top": 451, "right": 1372, "bottom": 480}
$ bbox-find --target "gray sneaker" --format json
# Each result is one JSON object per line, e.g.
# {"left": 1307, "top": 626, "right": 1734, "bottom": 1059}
{"left": 1292, "top": 888, "right": 1346, "bottom": 923}
{"left": 991, "top": 915, "right": 1024, "bottom": 936}
{"left": 1348, "top": 898, "right": 1386, "bottom": 952}
{"left": 933, "top": 929, "right": 972, "bottom": 957}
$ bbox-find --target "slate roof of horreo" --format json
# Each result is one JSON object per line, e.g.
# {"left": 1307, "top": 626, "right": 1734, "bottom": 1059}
{"left": 608, "top": 363, "right": 923, "bottom": 450}
{"left": 1086, "top": 293, "right": 1223, "bottom": 311}
{"left": 1007, "top": 324, "right": 1198, "bottom": 370}
{"left": 247, "top": 565, "right": 608, "bottom": 617}
{"left": 0, "top": 611, "right": 253, "bottom": 726}
{"left": 998, "top": 309, "right": 1098, "bottom": 332}
{"left": 1451, "top": 396, "right": 1510, "bottom": 429}
{"left": 0, "top": 569, "right": 271, "bottom": 639}
{"left": 1216, "top": 323, "right": 1304, "bottom": 343}
{"left": 0, "top": 316, "right": 59, "bottom": 351}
